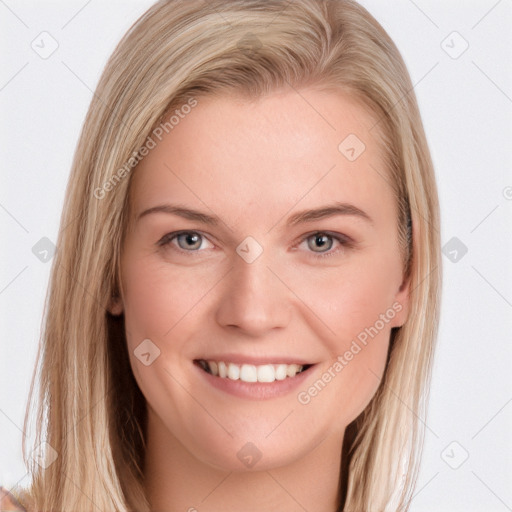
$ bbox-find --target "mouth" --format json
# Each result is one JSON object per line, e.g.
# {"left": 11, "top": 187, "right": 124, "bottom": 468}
{"left": 194, "top": 359, "right": 313, "bottom": 383}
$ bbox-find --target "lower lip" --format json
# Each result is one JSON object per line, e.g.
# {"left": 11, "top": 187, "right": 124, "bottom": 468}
{"left": 194, "top": 363, "right": 316, "bottom": 400}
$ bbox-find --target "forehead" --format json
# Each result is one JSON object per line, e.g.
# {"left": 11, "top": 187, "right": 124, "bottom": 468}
{"left": 128, "top": 87, "right": 394, "bottom": 229}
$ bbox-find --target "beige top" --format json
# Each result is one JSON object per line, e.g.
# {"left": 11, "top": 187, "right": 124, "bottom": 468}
{"left": 0, "top": 486, "right": 27, "bottom": 512}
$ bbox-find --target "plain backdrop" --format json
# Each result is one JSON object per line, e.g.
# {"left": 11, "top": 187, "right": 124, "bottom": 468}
{"left": 1, "top": 1, "right": 511, "bottom": 510}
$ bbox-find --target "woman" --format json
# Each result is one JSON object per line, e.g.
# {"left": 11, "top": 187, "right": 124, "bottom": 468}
{"left": 2, "top": 0, "right": 441, "bottom": 510}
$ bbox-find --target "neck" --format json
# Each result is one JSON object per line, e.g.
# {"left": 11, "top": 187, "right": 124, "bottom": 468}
{"left": 143, "top": 407, "right": 344, "bottom": 512}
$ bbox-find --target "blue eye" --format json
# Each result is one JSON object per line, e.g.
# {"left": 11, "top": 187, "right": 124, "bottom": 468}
{"left": 174, "top": 232, "right": 202, "bottom": 250}
{"left": 158, "top": 230, "right": 351, "bottom": 258}
{"left": 158, "top": 231, "right": 212, "bottom": 254}
{"left": 299, "top": 232, "right": 350, "bottom": 258}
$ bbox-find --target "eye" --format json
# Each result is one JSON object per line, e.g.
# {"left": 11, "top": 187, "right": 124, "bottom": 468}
{"left": 297, "top": 231, "right": 352, "bottom": 258}
{"left": 157, "top": 230, "right": 213, "bottom": 254}
{"left": 157, "top": 230, "right": 352, "bottom": 259}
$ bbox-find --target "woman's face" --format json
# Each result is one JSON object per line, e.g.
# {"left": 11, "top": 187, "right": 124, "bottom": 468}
{"left": 118, "top": 87, "right": 410, "bottom": 471}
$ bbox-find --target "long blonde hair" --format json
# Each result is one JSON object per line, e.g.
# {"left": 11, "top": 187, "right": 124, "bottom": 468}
{"left": 18, "top": 1, "right": 441, "bottom": 510}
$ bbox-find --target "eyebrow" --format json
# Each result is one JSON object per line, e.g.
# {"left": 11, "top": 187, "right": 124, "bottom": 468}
{"left": 136, "top": 201, "right": 373, "bottom": 227}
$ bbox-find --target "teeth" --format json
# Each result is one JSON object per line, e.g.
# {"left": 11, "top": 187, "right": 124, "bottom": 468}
{"left": 208, "top": 360, "right": 218, "bottom": 376}
{"left": 287, "top": 364, "right": 301, "bottom": 378}
{"left": 218, "top": 361, "right": 227, "bottom": 378}
{"left": 275, "top": 364, "right": 288, "bottom": 380}
{"left": 240, "top": 364, "right": 257, "bottom": 382}
{"left": 227, "top": 363, "right": 240, "bottom": 380}
{"left": 199, "top": 360, "right": 305, "bottom": 383}
{"left": 257, "top": 364, "right": 275, "bottom": 382}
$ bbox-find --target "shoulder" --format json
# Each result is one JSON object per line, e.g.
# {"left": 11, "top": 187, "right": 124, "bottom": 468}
{"left": 0, "top": 486, "right": 27, "bottom": 512}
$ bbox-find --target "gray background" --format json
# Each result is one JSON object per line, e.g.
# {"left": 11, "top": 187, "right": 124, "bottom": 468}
{"left": 1, "top": 1, "right": 511, "bottom": 510}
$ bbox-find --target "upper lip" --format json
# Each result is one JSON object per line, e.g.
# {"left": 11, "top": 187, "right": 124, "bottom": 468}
{"left": 194, "top": 354, "right": 315, "bottom": 366}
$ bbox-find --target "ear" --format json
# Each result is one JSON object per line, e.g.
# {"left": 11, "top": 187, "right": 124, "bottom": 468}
{"left": 107, "top": 295, "right": 124, "bottom": 316}
{"left": 389, "top": 274, "right": 411, "bottom": 328}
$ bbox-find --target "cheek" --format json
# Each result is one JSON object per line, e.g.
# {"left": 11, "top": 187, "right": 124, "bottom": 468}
{"left": 119, "top": 257, "right": 212, "bottom": 429}
{"left": 121, "top": 255, "right": 217, "bottom": 342}
{"left": 287, "top": 255, "right": 399, "bottom": 423}
{"left": 120, "top": 256, "right": 223, "bottom": 400}
{"left": 288, "top": 252, "right": 400, "bottom": 350}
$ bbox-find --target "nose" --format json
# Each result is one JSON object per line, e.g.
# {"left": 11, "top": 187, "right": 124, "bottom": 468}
{"left": 214, "top": 252, "right": 292, "bottom": 337}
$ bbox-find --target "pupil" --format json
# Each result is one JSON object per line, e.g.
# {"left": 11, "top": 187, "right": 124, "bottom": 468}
{"left": 181, "top": 233, "right": 200, "bottom": 249}
{"left": 187, "top": 234, "right": 198, "bottom": 245}
{"left": 311, "top": 233, "right": 332, "bottom": 252}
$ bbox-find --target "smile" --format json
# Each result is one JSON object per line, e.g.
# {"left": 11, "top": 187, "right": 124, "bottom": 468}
{"left": 195, "top": 359, "right": 311, "bottom": 383}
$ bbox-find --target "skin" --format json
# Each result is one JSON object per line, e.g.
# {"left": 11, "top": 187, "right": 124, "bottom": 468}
{"left": 113, "top": 87, "right": 410, "bottom": 512}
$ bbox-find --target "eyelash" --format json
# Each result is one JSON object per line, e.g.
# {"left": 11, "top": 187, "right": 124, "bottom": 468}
{"left": 157, "top": 230, "right": 353, "bottom": 259}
